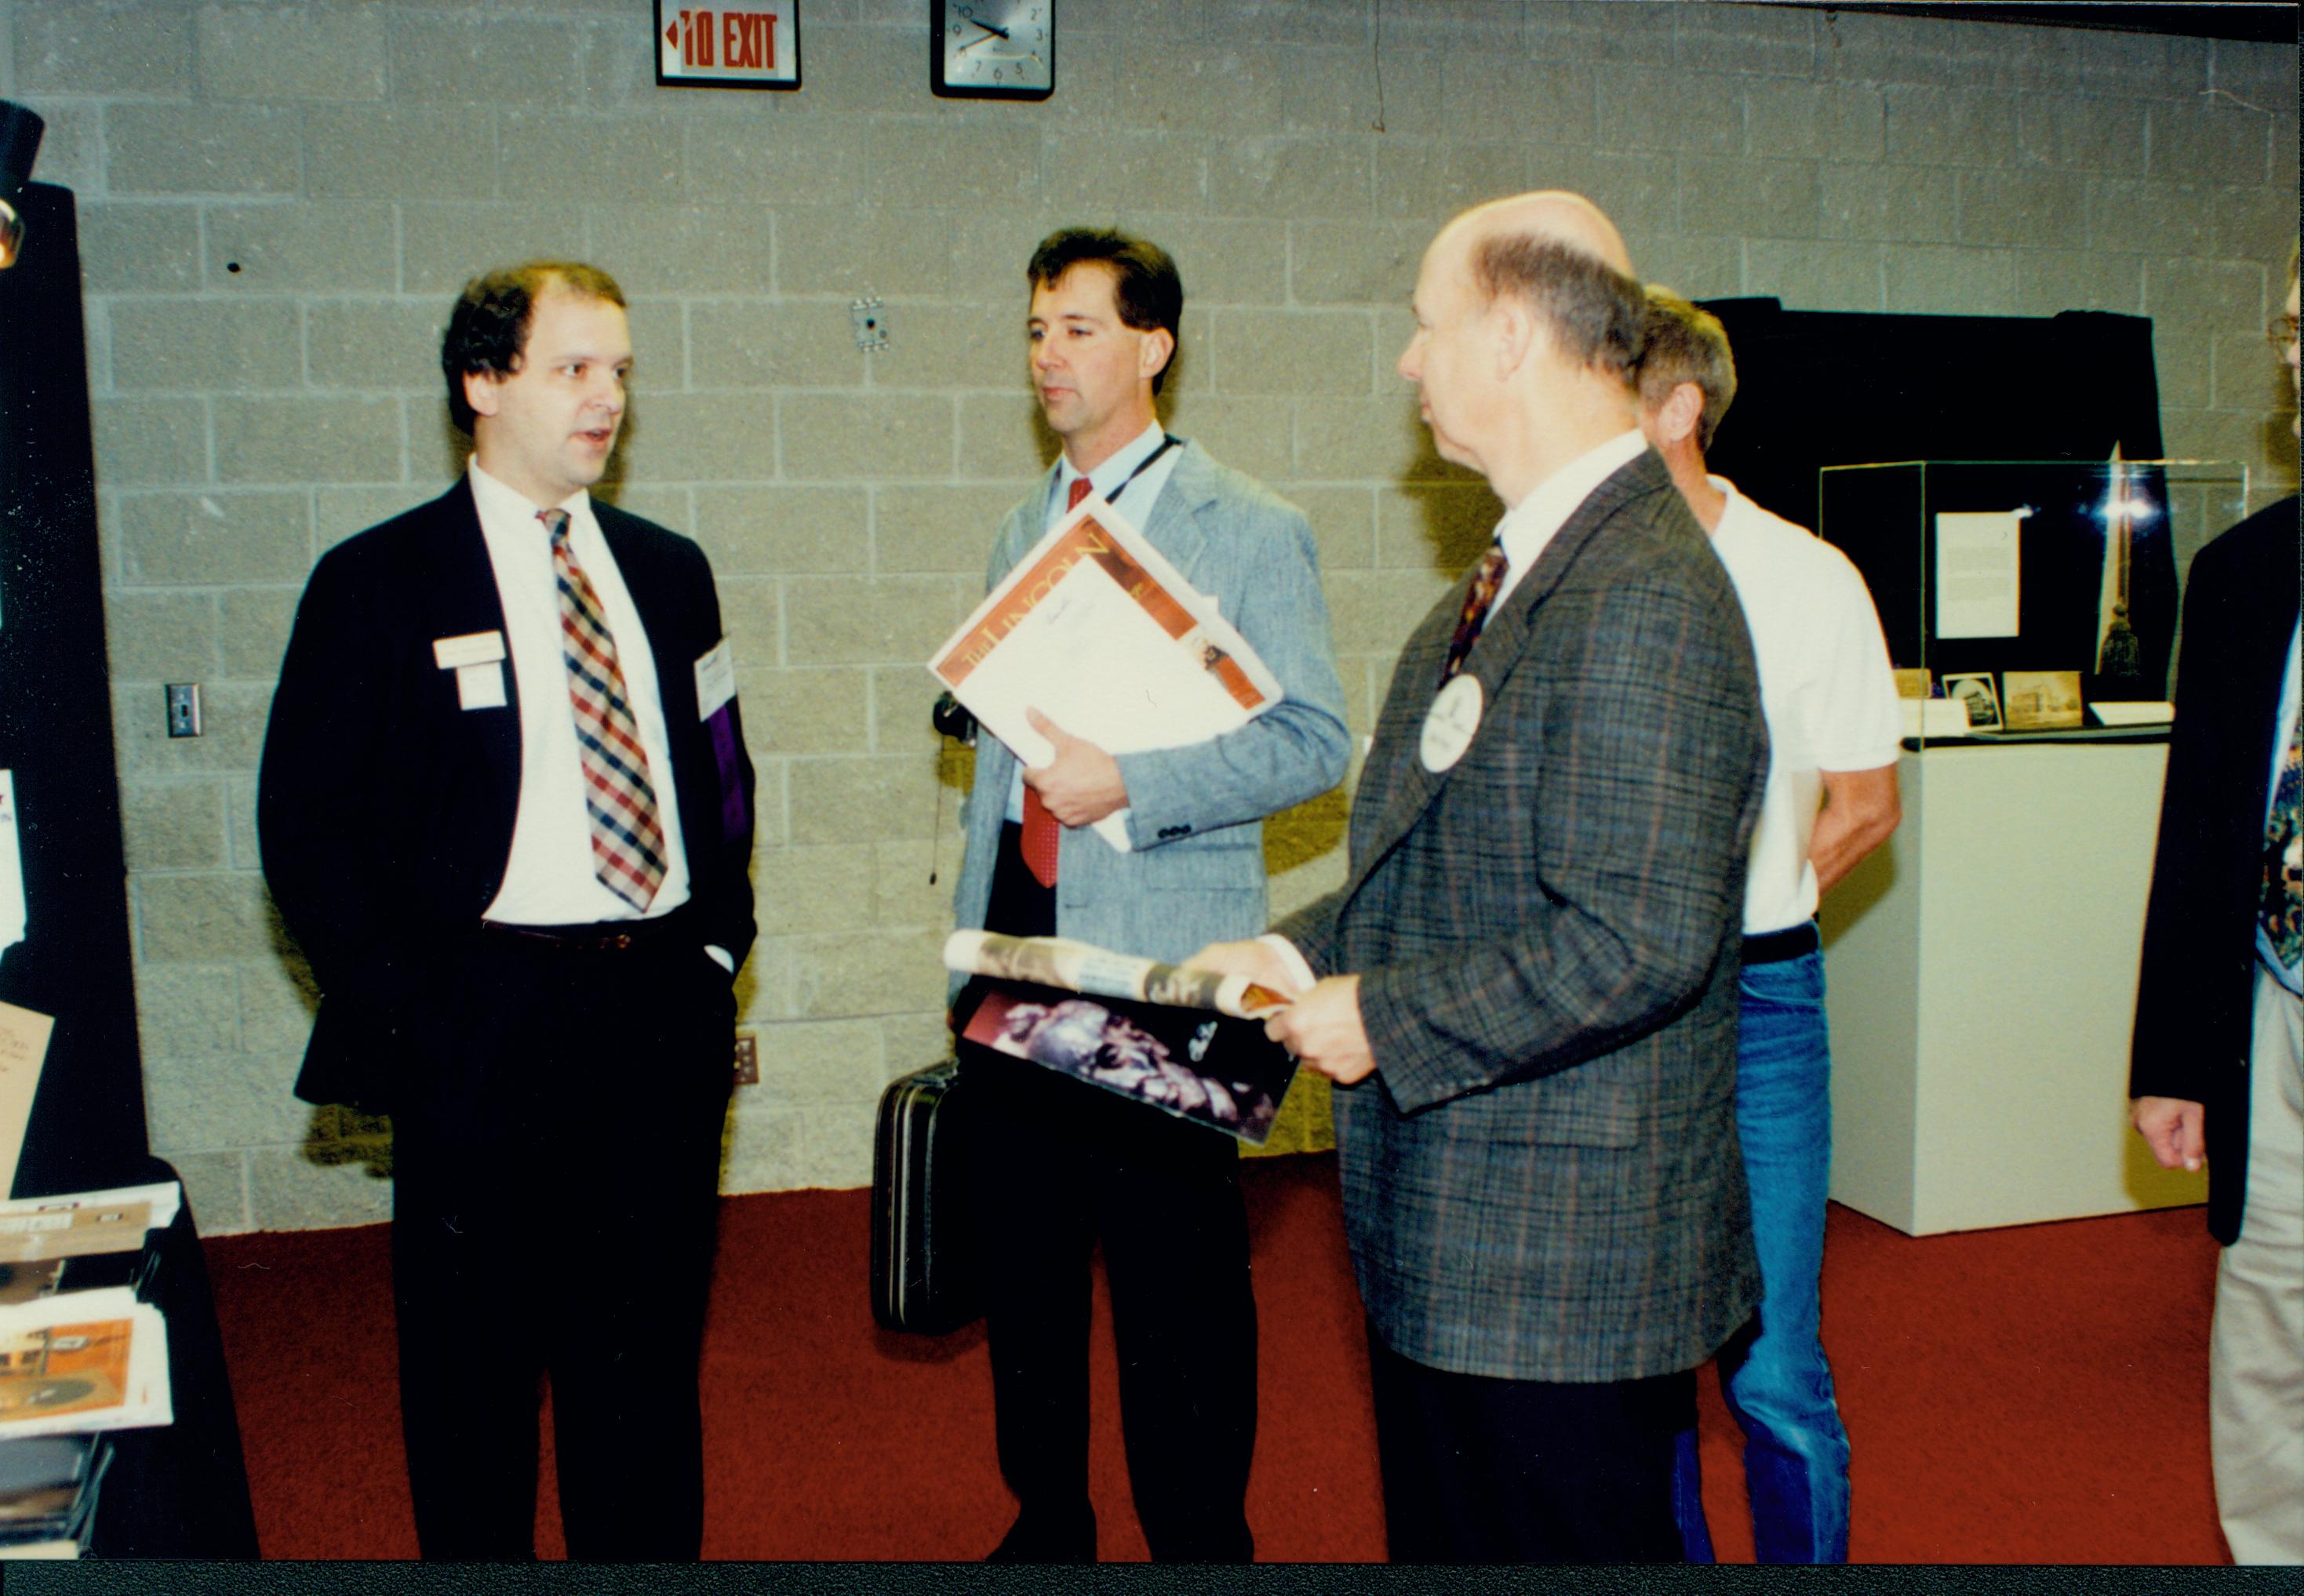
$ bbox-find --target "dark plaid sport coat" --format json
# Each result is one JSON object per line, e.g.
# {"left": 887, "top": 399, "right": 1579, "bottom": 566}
{"left": 1279, "top": 446, "right": 1768, "bottom": 1384}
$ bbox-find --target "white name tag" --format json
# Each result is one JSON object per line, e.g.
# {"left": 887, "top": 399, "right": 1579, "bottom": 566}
{"left": 434, "top": 630, "right": 507, "bottom": 670}
{"left": 456, "top": 662, "right": 507, "bottom": 711}
{"left": 1419, "top": 674, "right": 1483, "bottom": 773}
{"left": 694, "top": 637, "right": 736, "bottom": 719}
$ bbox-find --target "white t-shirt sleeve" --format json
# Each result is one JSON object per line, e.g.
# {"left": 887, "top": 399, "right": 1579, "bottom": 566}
{"left": 1811, "top": 551, "right": 1904, "bottom": 774}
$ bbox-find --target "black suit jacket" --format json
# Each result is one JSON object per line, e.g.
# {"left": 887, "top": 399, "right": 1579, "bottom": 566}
{"left": 2131, "top": 496, "right": 2300, "bottom": 1244}
{"left": 258, "top": 481, "right": 757, "bottom": 1114}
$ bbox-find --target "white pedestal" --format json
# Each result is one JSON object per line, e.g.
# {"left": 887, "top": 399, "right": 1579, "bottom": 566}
{"left": 1822, "top": 740, "right": 2210, "bottom": 1235}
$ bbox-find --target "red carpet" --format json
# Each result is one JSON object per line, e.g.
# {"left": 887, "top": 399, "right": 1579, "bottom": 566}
{"left": 202, "top": 1151, "right": 2229, "bottom": 1563}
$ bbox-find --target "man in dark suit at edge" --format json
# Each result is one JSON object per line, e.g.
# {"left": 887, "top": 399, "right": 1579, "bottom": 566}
{"left": 258, "top": 261, "right": 755, "bottom": 1560}
{"left": 1195, "top": 191, "right": 1767, "bottom": 1563}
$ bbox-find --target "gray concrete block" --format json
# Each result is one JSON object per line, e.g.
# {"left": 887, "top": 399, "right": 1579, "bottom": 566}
{"left": 868, "top": 300, "right": 1017, "bottom": 394}
{"left": 1289, "top": 485, "right": 1376, "bottom": 573}
{"left": 1380, "top": 0, "right": 1520, "bottom": 48}
{"left": 1682, "top": 156, "right": 1821, "bottom": 239}
{"left": 1208, "top": 310, "right": 1373, "bottom": 398}
{"left": 78, "top": 204, "right": 203, "bottom": 293}
{"left": 1440, "top": 60, "right": 1594, "bottom": 149}
{"left": 387, "top": 12, "right": 587, "bottom": 104}
{"left": 1373, "top": 141, "right": 1534, "bottom": 220}
{"left": 172, "top": 1151, "right": 251, "bottom": 1236}
{"left": 13, "top": 0, "right": 191, "bottom": 97}
{"left": 199, "top": 3, "right": 387, "bottom": 101}
{"left": 694, "top": 485, "right": 872, "bottom": 576}
{"left": 2211, "top": 327, "right": 2288, "bottom": 416}
{"left": 397, "top": 205, "right": 590, "bottom": 297}
{"left": 1596, "top": 67, "right": 1743, "bottom": 155}
{"left": 1542, "top": 149, "right": 1680, "bottom": 243}
{"left": 119, "top": 777, "right": 228, "bottom": 872}
{"left": 869, "top": 665, "right": 974, "bottom": 762}
{"left": 1819, "top": 162, "right": 1958, "bottom": 245}
{"left": 1323, "top": 565, "right": 1454, "bottom": 660}
{"left": 744, "top": 1017, "right": 887, "bottom": 1107}
{"left": 737, "top": 667, "right": 872, "bottom": 758}
{"left": 1745, "top": 238, "right": 1882, "bottom": 313}
{"left": 775, "top": 205, "right": 958, "bottom": 299}
{"left": 616, "top": 391, "right": 781, "bottom": 482}
{"left": 139, "top": 871, "right": 281, "bottom": 962}
{"left": 872, "top": 484, "right": 1017, "bottom": 576}
{"left": 1132, "top": 217, "right": 1288, "bottom": 309}
{"left": 1883, "top": 244, "right": 2017, "bottom": 316}
{"left": 787, "top": 753, "right": 941, "bottom": 846}
{"left": 108, "top": 104, "right": 301, "bottom": 197}
{"left": 105, "top": 590, "right": 219, "bottom": 681}
{"left": 955, "top": 398, "right": 1052, "bottom": 484}
{"left": 592, "top": 205, "right": 778, "bottom": 297}
{"left": 498, "top": 111, "right": 684, "bottom": 204}
{"left": 146, "top": 1049, "right": 310, "bottom": 1154}
{"left": 92, "top": 397, "right": 209, "bottom": 487}
{"left": 784, "top": 574, "right": 966, "bottom": 667}
{"left": 715, "top": 576, "right": 782, "bottom": 673}
{"left": 238, "top": 956, "right": 321, "bottom": 1057}
{"left": 131, "top": 960, "right": 240, "bottom": 1058}
{"left": 684, "top": 117, "right": 865, "bottom": 205}
{"left": 862, "top": 117, "right": 1039, "bottom": 213}
{"left": 2149, "top": 99, "right": 2273, "bottom": 185}
{"left": 779, "top": 393, "right": 955, "bottom": 482}
{"left": 1295, "top": 395, "right": 1451, "bottom": 483}
{"left": 318, "top": 485, "right": 431, "bottom": 549}
{"left": 304, "top": 106, "right": 498, "bottom": 201}
{"left": 111, "top": 680, "right": 271, "bottom": 776}
{"left": 2072, "top": 29, "right": 2208, "bottom": 100}
{"left": 118, "top": 489, "right": 311, "bottom": 584}
{"left": 690, "top": 300, "right": 861, "bottom": 391}
{"left": 623, "top": 299, "right": 687, "bottom": 390}
{"left": 1039, "top": 128, "right": 1210, "bottom": 220}
{"left": 212, "top": 396, "right": 404, "bottom": 485}
{"left": 879, "top": 1010, "right": 959, "bottom": 1080}
{"left": 1378, "top": 483, "right": 1505, "bottom": 576}
{"left": 1881, "top": 86, "right": 2018, "bottom": 169}
{"left": 1158, "top": 394, "right": 1293, "bottom": 485}
{"left": 1288, "top": 220, "right": 1426, "bottom": 308}
{"left": 1525, "top": 1, "right": 1677, "bottom": 67}
{"left": 1210, "top": 140, "right": 1372, "bottom": 224}
{"left": 756, "top": 845, "right": 876, "bottom": 937}
{"left": 1956, "top": 168, "right": 2093, "bottom": 249}
{"left": 789, "top": 928, "right": 950, "bottom": 1020}
{"left": 2210, "top": 181, "right": 2301, "bottom": 267}
{"left": 246, "top": 1147, "right": 395, "bottom": 1232}
{"left": 1675, "top": 3, "right": 1817, "bottom": 77}
{"left": 1745, "top": 80, "right": 1885, "bottom": 162}
{"left": 2144, "top": 256, "right": 2267, "bottom": 358}
{"left": 2018, "top": 97, "right": 2147, "bottom": 173}
{"left": 1278, "top": 47, "right": 1440, "bottom": 140}
{"left": 755, "top": 16, "right": 915, "bottom": 118}
{"left": 2012, "top": 250, "right": 2144, "bottom": 318}
{"left": 206, "top": 204, "right": 396, "bottom": 293}
{"left": 218, "top": 587, "right": 302, "bottom": 679}
{"left": 305, "top": 300, "right": 446, "bottom": 393}
{"left": 107, "top": 300, "right": 302, "bottom": 393}
{"left": 1634, "top": 234, "right": 1744, "bottom": 302}
{"left": 1810, "top": 10, "right": 1975, "bottom": 87}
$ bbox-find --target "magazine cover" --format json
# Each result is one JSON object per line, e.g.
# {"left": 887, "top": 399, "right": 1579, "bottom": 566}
{"left": 963, "top": 983, "right": 1297, "bottom": 1145}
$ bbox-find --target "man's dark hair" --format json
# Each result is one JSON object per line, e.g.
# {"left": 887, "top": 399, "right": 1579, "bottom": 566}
{"left": 1636, "top": 286, "right": 1738, "bottom": 454}
{"left": 1026, "top": 227, "right": 1183, "bottom": 395}
{"left": 441, "top": 260, "right": 627, "bottom": 434}
{"left": 1467, "top": 234, "right": 1646, "bottom": 391}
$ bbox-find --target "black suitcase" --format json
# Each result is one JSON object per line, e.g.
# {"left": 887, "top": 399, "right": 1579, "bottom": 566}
{"left": 869, "top": 1059, "right": 980, "bottom": 1335}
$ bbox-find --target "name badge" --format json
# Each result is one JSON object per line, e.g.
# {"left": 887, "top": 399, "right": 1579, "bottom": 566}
{"left": 1420, "top": 674, "right": 1483, "bottom": 773}
{"left": 456, "top": 662, "right": 507, "bottom": 711}
{"left": 694, "top": 637, "right": 736, "bottom": 720}
{"left": 433, "top": 630, "right": 507, "bottom": 670}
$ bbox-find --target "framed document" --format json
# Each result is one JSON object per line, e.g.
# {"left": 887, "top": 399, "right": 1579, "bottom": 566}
{"left": 2001, "top": 669, "right": 2084, "bottom": 731}
{"left": 1943, "top": 672, "right": 2001, "bottom": 733}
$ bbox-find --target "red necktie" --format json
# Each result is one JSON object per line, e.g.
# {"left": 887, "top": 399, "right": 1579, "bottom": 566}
{"left": 1018, "top": 474, "right": 1094, "bottom": 888}
{"left": 1437, "top": 540, "right": 1510, "bottom": 690}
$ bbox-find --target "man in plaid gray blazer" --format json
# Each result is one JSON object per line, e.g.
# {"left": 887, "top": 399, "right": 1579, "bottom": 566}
{"left": 1196, "top": 192, "right": 1767, "bottom": 1562}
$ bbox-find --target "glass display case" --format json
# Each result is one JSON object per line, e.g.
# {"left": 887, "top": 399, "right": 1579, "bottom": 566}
{"left": 1818, "top": 460, "right": 2251, "bottom": 745}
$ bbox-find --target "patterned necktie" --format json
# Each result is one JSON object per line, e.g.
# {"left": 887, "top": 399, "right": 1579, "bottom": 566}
{"left": 1437, "top": 540, "right": 1511, "bottom": 689}
{"left": 2262, "top": 701, "right": 2302, "bottom": 969}
{"left": 541, "top": 508, "right": 668, "bottom": 913}
{"left": 1018, "top": 474, "right": 1095, "bottom": 889}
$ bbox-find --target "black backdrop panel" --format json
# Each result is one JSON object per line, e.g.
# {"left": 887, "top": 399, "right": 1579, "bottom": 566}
{"left": 0, "top": 181, "right": 152, "bottom": 1197}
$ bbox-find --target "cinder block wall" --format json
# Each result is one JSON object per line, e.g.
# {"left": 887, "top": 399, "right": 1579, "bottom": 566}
{"left": 2, "top": 1, "right": 2291, "bottom": 1234}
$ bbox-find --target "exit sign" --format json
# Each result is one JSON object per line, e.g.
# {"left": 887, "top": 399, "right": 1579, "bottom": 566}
{"left": 657, "top": 2, "right": 799, "bottom": 89}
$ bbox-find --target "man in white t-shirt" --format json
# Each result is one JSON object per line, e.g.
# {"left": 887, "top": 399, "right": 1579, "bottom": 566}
{"left": 1636, "top": 289, "right": 1903, "bottom": 1565}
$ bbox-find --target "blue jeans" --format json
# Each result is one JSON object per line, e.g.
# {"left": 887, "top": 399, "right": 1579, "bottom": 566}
{"left": 1676, "top": 947, "right": 1851, "bottom": 1563}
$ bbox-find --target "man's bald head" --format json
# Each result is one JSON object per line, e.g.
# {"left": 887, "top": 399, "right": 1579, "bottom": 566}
{"left": 1431, "top": 190, "right": 1646, "bottom": 389}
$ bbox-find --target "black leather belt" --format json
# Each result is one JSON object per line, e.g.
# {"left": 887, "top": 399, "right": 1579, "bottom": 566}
{"left": 1741, "top": 922, "right": 1820, "bottom": 965}
{"left": 481, "top": 910, "right": 688, "bottom": 954}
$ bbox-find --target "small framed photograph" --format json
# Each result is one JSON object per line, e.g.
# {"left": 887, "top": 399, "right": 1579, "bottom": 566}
{"left": 1943, "top": 672, "right": 2001, "bottom": 733}
{"left": 2000, "top": 668, "right": 2084, "bottom": 732}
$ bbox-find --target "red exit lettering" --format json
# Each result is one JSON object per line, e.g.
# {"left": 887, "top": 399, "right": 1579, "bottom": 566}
{"left": 723, "top": 10, "right": 777, "bottom": 71}
{"left": 681, "top": 10, "right": 717, "bottom": 69}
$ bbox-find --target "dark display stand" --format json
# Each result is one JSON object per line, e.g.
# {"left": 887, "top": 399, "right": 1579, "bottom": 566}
{"left": 0, "top": 179, "right": 257, "bottom": 1556}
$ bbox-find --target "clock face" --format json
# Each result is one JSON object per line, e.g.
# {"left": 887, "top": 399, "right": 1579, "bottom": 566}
{"left": 934, "top": 1, "right": 1053, "bottom": 100}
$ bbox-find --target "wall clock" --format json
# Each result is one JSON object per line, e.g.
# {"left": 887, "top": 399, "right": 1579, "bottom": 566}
{"left": 932, "top": 1, "right": 1053, "bottom": 100}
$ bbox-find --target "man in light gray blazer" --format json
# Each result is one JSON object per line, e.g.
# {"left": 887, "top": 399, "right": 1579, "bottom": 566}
{"left": 949, "top": 227, "right": 1349, "bottom": 1564}
{"left": 1197, "top": 193, "right": 1767, "bottom": 1563}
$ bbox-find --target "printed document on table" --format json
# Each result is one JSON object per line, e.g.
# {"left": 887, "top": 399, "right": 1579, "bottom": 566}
{"left": 1934, "top": 510, "right": 2024, "bottom": 638}
{"left": 926, "top": 493, "right": 1284, "bottom": 853}
{"left": 0, "top": 1287, "right": 173, "bottom": 1439}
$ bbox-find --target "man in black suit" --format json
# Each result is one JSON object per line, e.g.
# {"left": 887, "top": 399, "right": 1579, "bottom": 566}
{"left": 2129, "top": 246, "right": 2301, "bottom": 1565}
{"left": 259, "top": 261, "right": 755, "bottom": 1561}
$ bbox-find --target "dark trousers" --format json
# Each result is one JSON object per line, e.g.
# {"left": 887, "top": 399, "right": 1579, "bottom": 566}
{"left": 1367, "top": 1323, "right": 1694, "bottom": 1564}
{"left": 958, "top": 825, "right": 1257, "bottom": 1562}
{"left": 388, "top": 913, "right": 735, "bottom": 1561}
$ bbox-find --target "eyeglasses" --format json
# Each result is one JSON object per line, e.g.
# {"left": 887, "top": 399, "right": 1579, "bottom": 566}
{"left": 2269, "top": 312, "right": 2300, "bottom": 354}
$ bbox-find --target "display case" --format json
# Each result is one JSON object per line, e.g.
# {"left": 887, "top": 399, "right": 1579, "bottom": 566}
{"left": 1818, "top": 459, "right": 2250, "bottom": 743}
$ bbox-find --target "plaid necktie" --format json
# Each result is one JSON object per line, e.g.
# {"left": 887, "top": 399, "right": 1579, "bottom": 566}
{"left": 542, "top": 508, "right": 668, "bottom": 913}
{"left": 1017, "top": 474, "right": 1095, "bottom": 889}
{"left": 1438, "top": 540, "right": 1511, "bottom": 689}
{"left": 2262, "top": 702, "right": 2302, "bottom": 969}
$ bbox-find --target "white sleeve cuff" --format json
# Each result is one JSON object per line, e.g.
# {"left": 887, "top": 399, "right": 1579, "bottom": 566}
{"left": 1258, "top": 933, "right": 1319, "bottom": 994}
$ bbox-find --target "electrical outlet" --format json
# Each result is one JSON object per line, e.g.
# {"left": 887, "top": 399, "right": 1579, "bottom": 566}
{"left": 733, "top": 1031, "right": 759, "bottom": 1085}
{"left": 849, "top": 296, "right": 889, "bottom": 353}
{"left": 165, "top": 684, "right": 202, "bottom": 738}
